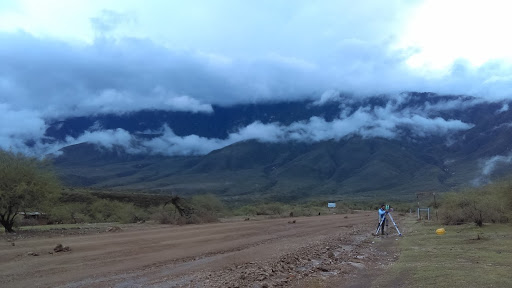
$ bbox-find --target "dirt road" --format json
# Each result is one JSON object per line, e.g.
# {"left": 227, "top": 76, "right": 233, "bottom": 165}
{"left": 0, "top": 212, "right": 398, "bottom": 287}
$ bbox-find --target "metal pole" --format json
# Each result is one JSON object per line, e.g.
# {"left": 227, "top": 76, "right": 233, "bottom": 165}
{"left": 428, "top": 208, "right": 430, "bottom": 220}
{"left": 375, "top": 214, "right": 386, "bottom": 235}
{"left": 389, "top": 213, "right": 399, "bottom": 235}
{"left": 387, "top": 212, "right": 402, "bottom": 236}
{"left": 417, "top": 208, "right": 420, "bottom": 220}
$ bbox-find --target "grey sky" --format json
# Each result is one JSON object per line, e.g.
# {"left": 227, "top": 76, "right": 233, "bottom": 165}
{"left": 1, "top": 0, "right": 512, "bottom": 155}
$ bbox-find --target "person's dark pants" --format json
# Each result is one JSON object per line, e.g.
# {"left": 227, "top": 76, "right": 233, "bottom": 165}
{"left": 380, "top": 218, "right": 386, "bottom": 235}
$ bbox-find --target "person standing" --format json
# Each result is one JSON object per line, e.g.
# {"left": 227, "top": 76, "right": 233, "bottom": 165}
{"left": 378, "top": 204, "right": 387, "bottom": 235}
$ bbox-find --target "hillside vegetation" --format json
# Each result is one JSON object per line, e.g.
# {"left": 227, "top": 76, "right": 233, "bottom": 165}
{"left": 6, "top": 142, "right": 512, "bottom": 233}
{"left": 53, "top": 138, "right": 456, "bottom": 201}
{"left": 13, "top": 175, "right": 512, "bottom": 232}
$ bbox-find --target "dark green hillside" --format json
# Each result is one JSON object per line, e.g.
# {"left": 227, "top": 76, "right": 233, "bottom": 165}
{"left": 54, "top": 137, "right": 453, "bottom": 201}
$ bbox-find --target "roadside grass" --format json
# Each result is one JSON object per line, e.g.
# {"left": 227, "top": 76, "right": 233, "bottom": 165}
{"left": 1, "top": 223, "right": 122, "bottom": 234}
{"left": 0, "top": 222, "right": 123, "bottom": 237}
{"left": 16, "top": 222, "right": 116, "bottom": 231}
{"left": 379, "top": 216, "right": 512, "bottom": 288}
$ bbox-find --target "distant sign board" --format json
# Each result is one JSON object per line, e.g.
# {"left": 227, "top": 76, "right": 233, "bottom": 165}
{"left": 327, "top": 203, "right": 336, "bottom": 208}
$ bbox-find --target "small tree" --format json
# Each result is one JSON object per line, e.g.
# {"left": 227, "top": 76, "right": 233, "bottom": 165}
{"left": 0, "top": 150, "right": 60, "bottom": 233}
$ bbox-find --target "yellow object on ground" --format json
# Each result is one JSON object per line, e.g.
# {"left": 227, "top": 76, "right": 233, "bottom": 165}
{"left": 436, "top": 228, "right": 446, "bottom": 235}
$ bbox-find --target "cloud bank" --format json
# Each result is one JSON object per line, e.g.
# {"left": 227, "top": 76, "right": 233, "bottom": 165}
{"left": 53, "top": 99, "right": 474, "bottom": 157}
{"left": 2, "top": 1, "right": 512, "bottom": 157}
{"left": 0, "top": 31, "right": 495, "bottom": 156}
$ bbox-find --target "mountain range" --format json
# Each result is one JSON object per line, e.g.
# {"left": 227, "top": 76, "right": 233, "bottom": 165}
{"left": 49, "top": 92, "right": 512, "bottom": 201}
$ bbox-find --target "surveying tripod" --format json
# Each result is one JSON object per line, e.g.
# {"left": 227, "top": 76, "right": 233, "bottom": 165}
{"left": 375, "top": 212, "right": 402, "bottom": 236}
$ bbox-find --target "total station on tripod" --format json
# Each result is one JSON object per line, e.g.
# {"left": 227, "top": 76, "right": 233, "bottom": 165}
{"left": 376, "top": 204, "right": 402, "bottom": 236}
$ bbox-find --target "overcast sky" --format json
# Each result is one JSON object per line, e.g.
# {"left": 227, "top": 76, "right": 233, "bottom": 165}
{"left": 2, "top": 0, "right": 512, "bottom": 156}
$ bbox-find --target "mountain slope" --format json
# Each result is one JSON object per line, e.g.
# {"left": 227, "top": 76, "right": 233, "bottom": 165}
{"left": 50, "top": 93, "right": 512, "bottom": 201}
{"left": 53, "top": 138, "right": 452, "bottom": 200}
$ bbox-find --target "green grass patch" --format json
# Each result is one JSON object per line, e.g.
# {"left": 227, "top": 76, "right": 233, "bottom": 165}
{"left": 379, "top": 216, "right": 512, "bottom": 287}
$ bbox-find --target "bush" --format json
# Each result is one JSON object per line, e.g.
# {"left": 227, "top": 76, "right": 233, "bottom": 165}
{"left": 257, "top": 203, "right": 286, "bottom": 216}
{"left": 151, "top": 210, "right": 174, "bottom": 224}
{"left": 150, "top": 205, "right": 182, "bottom": 224}
{"left": 46, "top": 198, "right": 149, "bottom": 224}
{"left": 184, "top": 214, "right": 202, "bottom": 224}
{"left": 183, "top": 194, "right": 225, "bottom": 223}
{"left": 116, "top": 203, "right": 149, "bottom": 224}
{"left": 90, "top": 199, "right": 123, "bottom": 222}
{"left": 234, "top": 202, "right": 288, "bottom": 217}
{"left": 234, "top": 205, "right": 259, "bottom": 216}
{"left": 232, "top": 201, "right": 352, "bottom": 218}
{"left": 191, "top": 194, "right": 225, "bottom": 216}
{"left": 48, "top": 203, "right": 91, "bottom": 224}
{"left": 438, "top": 189, "right": 508, "bottom": 226}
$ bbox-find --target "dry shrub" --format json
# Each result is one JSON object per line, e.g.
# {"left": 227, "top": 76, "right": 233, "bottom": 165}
{"left": 149, "top": 195, "right": 223, "bottom": 225}
{"left": 116, "top": 203, "right": 148, "bottom": 224}
{"left": 19, "top": 218, "right": 40, "bottom": 227}
{"left": 186, "top": 194, "right": 225, "bottom": 223}
{"left": 151, "top": 207, "right": 177, "bottom": 224}
{"left": 438, "top": 187, "right": 508, "bottom": 226}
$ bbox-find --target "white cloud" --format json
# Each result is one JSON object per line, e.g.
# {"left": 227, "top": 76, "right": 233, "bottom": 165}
{"left": 143, "top": 132, "right": 224, "bottom": 156}
{"left": 398, "top": 115, "right": 473, "bottom": 137}
{"left": 0, "top": 103, "right": 47, "bottom": 151}
{"left": 40, "top": 99, "right": 475, "bottom": 157}
{"left": 423, "top": 98, "right": 484, "bottom": 113}
{"left": 496, "top": 103, "right": 509, "bottom": 114}
{"left": 161, "top": 94, "right": 213, "bottom": 114}
{"left": 472, "top": 152, "right": 512, "bottom": 185}
{"left": 228, "top": 122, "right": 285, "bottom": 143}
{"left": 66, "top": 128, "right": 133, "bottom": 150}
{"left": 482, "top": 154, "right": 512, "bottom": 176}
{"left": 313, "top": 90, "right": 341, "bottom": 106}
{"left": 77, "top": 88, "right": 213, "bottom": 115}
{"left": 90, "top": 9, "right": 136, "bottom": 36}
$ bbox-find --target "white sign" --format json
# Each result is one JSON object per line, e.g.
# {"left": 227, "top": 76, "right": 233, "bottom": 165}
{"left": 327, "top": 203, "right": 336, "bottom": 208}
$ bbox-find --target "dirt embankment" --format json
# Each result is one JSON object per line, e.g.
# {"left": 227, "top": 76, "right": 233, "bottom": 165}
{"left": 0, "top": 212, "right": 400, "bottom": 288}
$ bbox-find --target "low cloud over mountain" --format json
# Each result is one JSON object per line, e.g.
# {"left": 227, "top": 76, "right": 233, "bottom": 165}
{"left": 2, "top": 1, "right": 512, "bottom": 163}
{"left": 11, "top": 93, "right": 480, "bottom": 157}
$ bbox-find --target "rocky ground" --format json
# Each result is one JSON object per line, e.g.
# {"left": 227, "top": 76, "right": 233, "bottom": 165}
{"left": 169, "top": 222, "right": 400, "bottom": 288}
